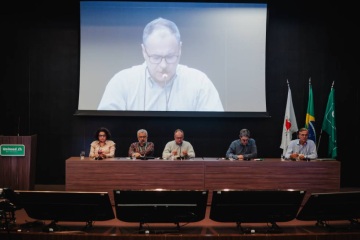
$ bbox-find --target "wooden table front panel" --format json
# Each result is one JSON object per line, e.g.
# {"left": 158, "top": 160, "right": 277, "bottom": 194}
{"left": 66, "top": 157, "right": 205, "bottom": 204}
{"left": 66, "top": 157, "right": 340, "bottom": 205}
{"left": 204, "top": 158, "right": 340, "bottom": 191}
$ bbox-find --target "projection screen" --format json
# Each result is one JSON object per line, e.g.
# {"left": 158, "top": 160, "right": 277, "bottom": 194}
{"left": 77, "top": 1, "right": 268, "bottom": 117}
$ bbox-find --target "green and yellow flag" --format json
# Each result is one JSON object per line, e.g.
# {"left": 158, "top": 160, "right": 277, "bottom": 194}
{"left": 305, "top": 79, "right": 316, "bottom": 143}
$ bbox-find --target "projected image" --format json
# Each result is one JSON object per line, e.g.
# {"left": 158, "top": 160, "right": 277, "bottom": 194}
{"left": 79, "top": 1, "right": 267, "bottom": 114}
{"left": 98, "top": 17, "right": 224, "bottom": 111}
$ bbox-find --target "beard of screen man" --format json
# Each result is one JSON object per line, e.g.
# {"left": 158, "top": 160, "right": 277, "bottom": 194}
{"left": 141, "top": 27, "right": 182, "bottom": 87}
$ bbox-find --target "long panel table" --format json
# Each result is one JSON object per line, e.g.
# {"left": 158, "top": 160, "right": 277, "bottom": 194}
{"left": 66, "top": 157, "right": 340, "bottom": 204}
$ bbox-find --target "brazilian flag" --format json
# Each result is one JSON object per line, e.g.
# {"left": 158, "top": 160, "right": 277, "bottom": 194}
{"left": 305, "top": 81, "right": 316, "bottom": 143}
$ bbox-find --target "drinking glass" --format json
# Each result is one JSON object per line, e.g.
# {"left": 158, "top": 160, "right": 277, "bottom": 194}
{"left": 80, "top": 151, "right": 85, "bottom": 160}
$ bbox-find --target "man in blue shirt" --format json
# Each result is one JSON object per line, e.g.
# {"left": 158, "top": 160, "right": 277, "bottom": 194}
{"left": 285, "top": 128, "right": 317, "bottom": 160}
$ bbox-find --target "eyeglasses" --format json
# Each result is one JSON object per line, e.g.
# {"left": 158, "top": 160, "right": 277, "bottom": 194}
{"left": 144, "top": 47, "right": 179, "bottom": 64}
{"left": 98, "top": 134, "right": 106, "bottom": 137}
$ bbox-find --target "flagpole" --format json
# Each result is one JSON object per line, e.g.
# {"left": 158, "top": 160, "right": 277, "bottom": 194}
{"left": 317, "top": 81, "right": 335, "bottom": 152}
{"left": 280, "top": 79, "right": 298, "bottom": 158}
{"left": 317, "top": 130, "right": 323, "bottom": 151}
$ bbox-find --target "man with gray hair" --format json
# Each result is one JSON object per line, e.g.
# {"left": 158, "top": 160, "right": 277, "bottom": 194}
{"left": 162, "top": 129, "right": 195, "bottom": 160}
{"left": 128, "top": 129, "right": 154, "bottom": 159}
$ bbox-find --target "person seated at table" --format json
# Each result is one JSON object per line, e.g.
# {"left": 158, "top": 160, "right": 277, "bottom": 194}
{"left": 162, "top": 129, "right": 195, "bottom": 160}
{"left": 128, "top": 129, "right": 155, "bottom": 159}
{"left": 89, "top": 127, "right": 116, "bottom": 159}
{"left": 226, "top": 129, "right": 257, "bottom": 160}
{"left": 284, "top": 128, "right": 317, "bottom": 160}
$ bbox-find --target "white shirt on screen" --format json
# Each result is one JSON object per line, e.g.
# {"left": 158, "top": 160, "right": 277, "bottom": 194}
{"left": 97, "top": 63, "right": 224, "bottom": 111}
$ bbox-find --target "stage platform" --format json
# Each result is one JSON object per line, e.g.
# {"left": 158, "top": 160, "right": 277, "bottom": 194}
{"left": 1, "top": 206, "right": 360, "bottom": 240}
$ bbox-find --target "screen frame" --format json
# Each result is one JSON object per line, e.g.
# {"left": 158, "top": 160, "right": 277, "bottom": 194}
{"left": 74, "top": 110, "right": 271, "bottom": 117}
{"left": 77, "top": 1, "right": 269, "bottom": 118}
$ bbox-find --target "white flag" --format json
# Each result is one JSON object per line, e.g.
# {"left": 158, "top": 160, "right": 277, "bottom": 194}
{"left": 280, "top": 84, "right": 298, "bottom": 157}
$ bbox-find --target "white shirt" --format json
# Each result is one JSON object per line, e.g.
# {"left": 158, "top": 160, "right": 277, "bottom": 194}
{"left": 162, "top": 140, "right": 195, "bottom": 159}
{"left": 98, "top": 63, "right": 224, "bottom": 111}
{"left": 284, "top": 139, "right": 318, "bottom": 160}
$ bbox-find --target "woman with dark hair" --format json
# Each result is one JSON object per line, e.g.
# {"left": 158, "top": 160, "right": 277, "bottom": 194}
{"left": 89, "top": 127, "right": 116, "bottom": 159}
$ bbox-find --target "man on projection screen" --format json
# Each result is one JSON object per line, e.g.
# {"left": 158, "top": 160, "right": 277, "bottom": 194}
{"left": 97, "top": 17, "right": 224, "bottom": 111}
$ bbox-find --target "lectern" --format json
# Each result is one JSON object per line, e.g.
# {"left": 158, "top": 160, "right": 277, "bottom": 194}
{"left": 0, "top": 135, "right": 37, "bottom": 190}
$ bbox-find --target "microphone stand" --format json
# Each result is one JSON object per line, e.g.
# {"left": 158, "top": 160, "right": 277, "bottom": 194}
{"left": 177, "top": 144, "right": 186, "bottom": 160}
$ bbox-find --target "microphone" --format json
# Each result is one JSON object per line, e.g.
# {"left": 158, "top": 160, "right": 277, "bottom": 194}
{"left": 17, "top": 117, "right": 20, "bottom": 136}
{"left": 177, "top": 143, "right": 185, "bottom": 160}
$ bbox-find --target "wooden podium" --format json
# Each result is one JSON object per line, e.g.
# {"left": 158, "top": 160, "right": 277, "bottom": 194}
{"left": 0, "top": 135, "right": 37, "bottom": 190}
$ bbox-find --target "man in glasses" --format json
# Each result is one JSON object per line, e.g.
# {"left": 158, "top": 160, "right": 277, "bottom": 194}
{"left": 284, "top": 128, "right": 317, "bottom": 160}
{"left": 89, "top": 127, "right": 116, "bottom": 160}
{"left": 98, "top": 17, "right": 223, "bottom": 111}
{"left": 226, "top": 129, "right": 257, "bottom": 160}
{"left": 162, "top": 129, "right": 195, "bottom": 160}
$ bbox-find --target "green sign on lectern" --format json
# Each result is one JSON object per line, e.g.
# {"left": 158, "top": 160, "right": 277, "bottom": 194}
{"left": 0, "top": 144, "right": 25, "bottom": 156}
